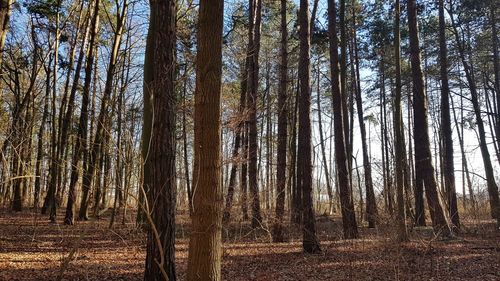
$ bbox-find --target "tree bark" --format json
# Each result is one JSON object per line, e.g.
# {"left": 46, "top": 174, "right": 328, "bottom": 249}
{"left": 272, "top": 0, "right": 288, "bottom": 243}
{"left": 247, "top": 0, "right": 263, "bottom": 228}
{"left": 0, "top": 0, "right": 12, "bottom": 68}
{"left": 490, "top": 4, "right": 500, "bottom": 166}
{"left": 143, "top": 0, "right": 177, "bottom": 280}
{"left": 328, "top": 0, "right": 358, "bottom": 239}
{"left": 438, "top": 0, "right": 459, "bottom": 228}
{"left": 394, "top": 0, "right": 408, "bottom": 241}
{"left": 298, "top": 0, "right": 321, "bottom": 253}
{"left": 408, "top": 0, "right": 450, "bottom": 236}
{"left": 187, "top": 0, "right": 224, "bottom": 280}
{"left": 352, "top": 3, "right": 377, "bottom": 228}
{"left": 449, "top": 4, "right": 500, "bottom": 224}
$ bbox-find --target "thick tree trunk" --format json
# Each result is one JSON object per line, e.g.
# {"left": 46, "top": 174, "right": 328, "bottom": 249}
{"left": 187, "top": 1, "right": 224, "bottom": 280}
{"left": 142, "top": 0, "right": 177, "bottom": 280}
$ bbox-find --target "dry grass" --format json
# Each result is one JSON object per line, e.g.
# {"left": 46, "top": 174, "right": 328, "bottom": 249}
{"left": 0, "top": 208, "right": 498, "bottom": 280}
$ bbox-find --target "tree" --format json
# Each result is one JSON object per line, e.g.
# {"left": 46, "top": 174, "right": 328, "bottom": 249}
{"left": 248, "top": 0, "right": 263, "bottom": 228}
{"left": 394, "top": 0, "right": 408, "bottom": 241}
{"left": 328, "top": 0, "right": 358, "bottom": 239}
{"left": 143, "top": 0, "right": 177, "bottom": 279}
{"left": 352, "top": 0, "right": 377, "bottom": 229}
{"left": 438, "top": 0, "right": 459, "bottom": 228}
{"left": 448, "top": 2, "right": 500, "bottom": 226}
{"left": 64, "top": 0, "right": 98, "bottom": 225}
{"left": 186, "top": 0, "right": 224, "bottom": 280}
{"left": 491, "top": 3, "right": 500, "bottom": 162}
{"left": 407, "top": 0, "right": 450, "bottom": 236}
{"left": 272, "top": 0, "right": 288, "bottom": 243}
{"left": 0, "top": 0, "right": 13, "bottom": 67}
{"left": 298, "top": 0, "right": 321, "bottom": 253}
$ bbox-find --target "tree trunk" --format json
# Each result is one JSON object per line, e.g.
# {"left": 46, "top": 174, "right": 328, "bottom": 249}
{"left": 316, "top": 67, "right": 333, "bottom": 216}
{"left": 248, "top": 0, "right": 263, "bottom": 228}
{"left": 438, "top": 0, "right": 459, "bottom": 228}
{"left": 272, "top": 0, "right": 288, "bottom": 243}
{"left": 298, "top": 0, "right": 321, "bottom": 253}
{"left": 34, "top": 77, "right": 50, "bottom": 209}
{"left": 408, "top": 0, "right": 450, "bottom": 236}
{"left": 289, "top": 81, "right": 300, "bottom": 224}
{"left": 394, "top": 0, "right": 408, "bottom": 241}
{"left": 43, "top": 2, "right": 61, "bottom": 221}
{"left": 352, "top": 3, "right": 377, "bottom": 228}
{"left": 64, "top": 0, "right": 98, "bottom": 225}
{"left": 490, "top": 5, "right": 500, "bottom": 166}
{"left": 449, "top": 5, "right": 500, "bottom": 224}
{"left": 0, "top": 0, "right": 13, "bottom": 68}
{"left": 143, "top": 0, "right": 177, "bottom": 280}
{"left": 328, "top": 0, "right": 358, "bottom": 239}
{"left": 187, "top": 1, "right": 224, "bottom": 280}
{"left": 78, "top": 0, "right": 126, "bottom": 220}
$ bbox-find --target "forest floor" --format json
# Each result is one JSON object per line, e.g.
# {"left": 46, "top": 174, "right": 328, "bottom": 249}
{"left": 0, "top": 208, "right": 499, "bottom": 281}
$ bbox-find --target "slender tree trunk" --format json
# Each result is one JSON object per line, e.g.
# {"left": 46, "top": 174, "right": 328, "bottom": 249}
{"left": 248, "top": 0, "right": 263, "bottom": 228}
{"left": 223, "top": 57, "right": 249, "bottom": 223}
{"left": 490, "top": 5, "right": 500, "bottom": 166}
{"left": 241, "top": 124, "right": 249, "bottom": 220}
{"left": 44, "top": 2, "right": 61, "bottom": 221}
{"left": 78, "top": 0, "right": 126, "bottom": 220}
{"left": 67, "top": 0, "right": 100, "bottom": 222}
{"left": 0, "top": 0, "right": 13, "bottom": 68}
{"left": 339, "top": 0, "right": 350, "bottom": 173}
{"left": 352, "top": 4, "right": 377, "bottom": 227}
{"left": 438, "top": 0, "right": 459, "bottom": 228}
{"left": 64, "top": 0, "right": 98, "bottom": 225}
{"left": 290, "top": 81, "right": 300, "bottom": 224}
{"left": 380, "top": 59, "right": 394, "bottom": 215}
{"left": 328, "top": 0, "right": 358, "bottom": 239}
{"left": 451, "top": 93, "right": 474, "bottom": 210}
{"left": 316, "top": 67, "right": 333, "bottom": 216}
{"left": 298, "top": 0, "right": 321, "bottom": 253}
{"left": 449, "top": 7, "right": 500, "bottom": 223}
{"left": 408, "top": 0, "right": 450, "bottom": 236}
{"left": 187, "top": 1, "right": 224, "bottom": 280}
{"left": 182, "top": 66, "right": 192, "bottom": 216}
{"left": 272, "top": 0, "right": 288, "bottom": 243}
{"left": 34, "top": 79, "right": 50, "bottom": 209}
{"left": 394, "top": 0, "right": 408, "bottom": 241}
